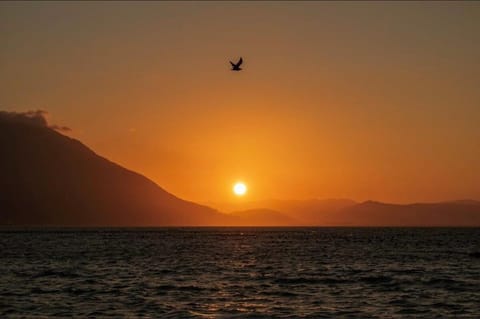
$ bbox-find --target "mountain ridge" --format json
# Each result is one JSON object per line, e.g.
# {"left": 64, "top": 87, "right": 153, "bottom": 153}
{"left": 0, "top": 111, "right": 228, "bottom": 226}
{"left": 1, "top": 110, "right": 479, "bottom": 227}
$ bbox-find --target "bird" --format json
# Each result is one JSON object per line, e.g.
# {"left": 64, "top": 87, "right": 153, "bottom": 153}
{"left": 230, "top": 57, "right": 243, "bottom": 71}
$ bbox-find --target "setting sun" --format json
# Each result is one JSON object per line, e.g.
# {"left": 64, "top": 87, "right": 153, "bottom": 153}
{"left": 233, "top": 182, "right": 247, "bottom": 196}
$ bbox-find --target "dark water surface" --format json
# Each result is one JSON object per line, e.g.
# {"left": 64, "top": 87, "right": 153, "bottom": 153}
{"left": 1, "top": 228, "right": 479, "bottom": 318}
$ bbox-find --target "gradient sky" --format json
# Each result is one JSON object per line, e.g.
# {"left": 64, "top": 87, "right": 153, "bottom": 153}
{"left": 1, "top": 1, "right": 479, "bottom": 204}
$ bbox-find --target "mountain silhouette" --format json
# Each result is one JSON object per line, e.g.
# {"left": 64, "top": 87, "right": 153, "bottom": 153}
{"left": 1, "top": 111, "right": 479, "bottom": 227}
{"left": 209, "top": 198, "right": 480, "bottom": 226}
{"left": 0, "top": 111, "right": 228, "bottom": 226}
{"left": 228, "top": 209, "right": 300, "bottom": 226}
{"left": 208, "top": 198, "right": 357, "bottom": 225}
{"left": 324, "top": 200, "right": 480, "bottom": 226}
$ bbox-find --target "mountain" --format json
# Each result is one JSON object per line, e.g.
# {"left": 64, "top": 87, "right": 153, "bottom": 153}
{"left": 266, "top": 199, "right": 357, "bottom": 224}
{"left": 208, "top": 198, "right": 480, "bottom": 226}
{"left": 228, "top": 209, "right": 300, "bottom": 226}
{"left": 444, "top": 199, "right": 480, "bottom": 206}
{"left": 0, "top": 111, "right": 228, "bottom": 226}
{"left": 208, "top": 198, "right": 357, "bottom": 225}
{"left": 2, "top": 111, "right": 479, "bottom": 227}
{"left": 325, "top": 201, "right": 480, "bottom": 226}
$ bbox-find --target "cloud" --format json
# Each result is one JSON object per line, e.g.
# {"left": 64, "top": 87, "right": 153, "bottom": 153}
{"left": 0, "top": 109, "right": 48, "bottom": 126}
{"left": 49, "top": 124, "right": 72, "bottom": 132}
{"left": 0, "top": 110, "right": 71, "bottom": 132}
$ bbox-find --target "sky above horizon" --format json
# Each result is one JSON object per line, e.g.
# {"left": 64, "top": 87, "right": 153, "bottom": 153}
{"left": 1, "top": 1, "right": 479, "bottom": 204}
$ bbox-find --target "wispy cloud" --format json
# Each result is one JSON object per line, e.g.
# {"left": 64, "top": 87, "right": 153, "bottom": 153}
{"left": 0, "top": 109, "right": 71, "bottom": 132}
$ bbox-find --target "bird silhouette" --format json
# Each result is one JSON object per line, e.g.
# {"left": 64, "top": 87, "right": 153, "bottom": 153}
{"left": 230, "top": 57, "right": 243, "bottom": 71}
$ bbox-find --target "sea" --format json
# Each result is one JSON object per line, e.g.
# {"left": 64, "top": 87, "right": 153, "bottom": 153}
{"left": 1, "top": 228, "right": 479, "bottom": 318}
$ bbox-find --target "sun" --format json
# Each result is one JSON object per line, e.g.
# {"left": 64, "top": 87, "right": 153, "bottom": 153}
{"left": 233, "top": 182, "right": 247, "bottom": 196}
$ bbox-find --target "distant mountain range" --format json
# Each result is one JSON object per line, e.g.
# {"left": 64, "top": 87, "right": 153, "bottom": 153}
{"left": 210, "top": 198, "right": 356, "bottom": 225}
{"left": 1, "top": 110, "right": 480, "bottom": 227}
{"left": 326, "top": 200, "right": 480, "bottom": 226}
{"left": 211, "top": 199, "right": 480, "bottom": 226}
{"left": 229, "top": 209, "right": 298, "bottom": 226}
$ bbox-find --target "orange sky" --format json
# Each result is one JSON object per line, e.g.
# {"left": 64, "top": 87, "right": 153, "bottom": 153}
{"left": 1, "top": 1, "right": 479, "bottom": 204}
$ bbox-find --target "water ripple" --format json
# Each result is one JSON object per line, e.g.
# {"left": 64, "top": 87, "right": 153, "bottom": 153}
{"left": 1, "top": 227, "right": 479, "bottom": 317}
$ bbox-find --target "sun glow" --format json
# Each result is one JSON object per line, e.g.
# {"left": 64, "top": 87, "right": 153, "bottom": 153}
{"left": 233, "top": 182, "right": 247, "bottom": 196}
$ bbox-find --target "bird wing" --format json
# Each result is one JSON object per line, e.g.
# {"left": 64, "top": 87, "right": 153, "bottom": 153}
{"left": 237, "top": 57, "right": 243, "bottom": 66}
{"left": 230, "top": 61, "right": 235, "bottom": 67}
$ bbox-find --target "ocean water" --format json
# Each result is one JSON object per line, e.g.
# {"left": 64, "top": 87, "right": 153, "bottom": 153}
{"left": 1, "top": 228, "right": 479, "bottom": 318}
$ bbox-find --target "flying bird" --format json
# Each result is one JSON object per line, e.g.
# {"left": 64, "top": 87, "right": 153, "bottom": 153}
{"left": 230, "top": 57, "right": 243, "bottom": 71}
